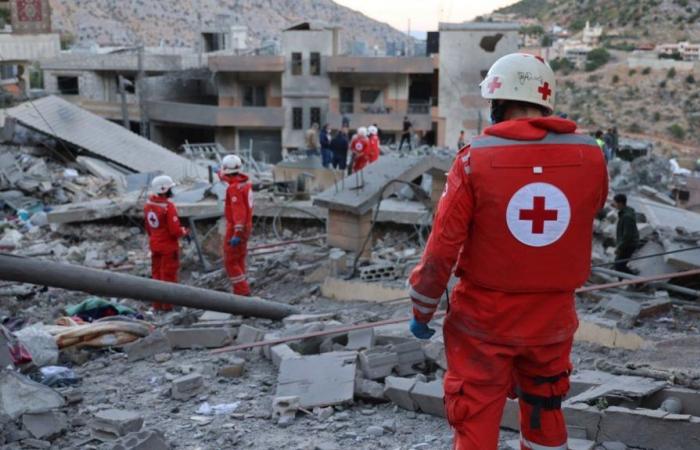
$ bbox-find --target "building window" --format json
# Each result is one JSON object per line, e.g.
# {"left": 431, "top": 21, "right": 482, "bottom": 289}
{"left": 57, "top": 76, "right": 79, "bottom": 95}
{"left": 310, "top": 52, "right": 321, "bottom": 75}
{"left": 0, "top": 64, "right": 17, "bottom": 81}
{"left": 310, "top": 107, "right": 321, "bottom": 127}
{"left": 291, "top": 52, "right": 302, "bottom": 75}
{"left": 292, "top": 107, "right": 303, "bottom": 129}
{"left": 340, "top": 86, "right": 354, "bottom": 114}
{"left": 243, "top": 85, "right": 266, "bottom": 106}
{"left": 360, "top": 89, "right": 381, "bottom": 104}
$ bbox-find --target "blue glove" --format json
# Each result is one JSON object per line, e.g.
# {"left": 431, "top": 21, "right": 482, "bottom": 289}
{"left": 409, "top": 318, "right": 435, "bottom": 340}
{"left": 229, "top": 236, "right": 241, "bottom": 247}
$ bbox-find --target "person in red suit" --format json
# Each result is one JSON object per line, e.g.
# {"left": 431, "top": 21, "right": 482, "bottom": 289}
{"left": 408, "top": 53, "right": 609, "bottom": 450}
{"left": 350, "top": 126, "right": 370, "bottom": 172}
{"left": 219, "top": 154, "right": 253, "bottom": 296}
{"left": 144, "top": 175, "right": 188, "bottom": 311}
{"left": 367, "top": 125, "right": 380, "bottom": 163}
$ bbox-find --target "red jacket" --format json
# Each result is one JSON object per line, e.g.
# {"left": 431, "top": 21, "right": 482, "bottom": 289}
{"left": 222, "top": 173, "right": 254, "bottom": 241}
{"left": 409, "top": 117, "right": 608, "bottom": 345}
{"left": 368, "top": 135, "right": 380, "bottom": 162}
{"left": 350, "top": 136, "right": 369, "bottom": 165}
{"left": 144, "top": 195, "right": 187, "bottom": 253}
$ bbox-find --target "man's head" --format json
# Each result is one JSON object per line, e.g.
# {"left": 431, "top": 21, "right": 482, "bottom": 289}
{"left": 323, "top": 123, "right": 330, "bottom": 131}
{"left": 459, "top": 130, "right": 464, "bottom": 135}
{"left": 613, "top": 193, "right": 627, "bottom": 210}
{"left": 480, "top": 53, "right": 555, "bottom": 124}
{"left": 595, "top": 130, "right": 604, "bottom": 139}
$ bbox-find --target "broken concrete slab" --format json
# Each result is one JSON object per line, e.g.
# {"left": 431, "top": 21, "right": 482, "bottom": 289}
{"left": 410, "top": 379, "right": 444, "bottom": 417}
{"left": 90, "top": 409, "right": 144, "bottom": 439}
{"left": 276, "top": 351, "right": 357, "bottom": 408}
{"left": 392, "top": 341, "right": 425, "bottom": 376}
{"left": 47, "top": 193, "right": 140, "bottom": 224}
{"left": 198, "top": 311, "right": 234, "bottom": 322}
{"left": 359, "top": 347, "right": 399, "bottom": 380}
{"left": 110, "top": 429, "right": 171, "bottom": 450}
{"left": 0, "top": 370, "right": 65, "bottom": 419}
{"left": 270, "top": 344, "right": 301, "bottom": 368}
{"left": 321, "top": 277, "right": 408, "bottom": 302}
{"left": 354, "top": 378, "right": 386, "bottom": 401}
{"left": 166, "top": 327, "right": 232, "bottom": 349}
{"left": 282, "top": 313, "right": 336, "bottom": 326}
{"left": 22, "top": 411, "right": 68, "bottom": 440}
{"left": 124, "top": 330, "right": 172, "bottom": 362}
{"left": 574, "top": 316, "right": 648, "bottom": 350}
{"left": 384, "top": 376, "right": 418, "bottom": 411}
{"left": 171, "top": 373, "right": 204, "bottom": 401}
{"left": 567, "top": 375, "right": 667, "bottom": 405}
{"left": 422, "top": 339, "right": 447, "bottom": 370}
{"left": 346, "top": 328, "right": 375, "bottom": 351}
{"left": 217, "top": 357, "right": 245, "bottom": 378}
{"left": 235, "top": 324, "right": 266, "bottom": 345}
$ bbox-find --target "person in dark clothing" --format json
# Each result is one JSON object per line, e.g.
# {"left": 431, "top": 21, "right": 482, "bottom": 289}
{"left": 320, "top": 123, "right": 332, "bottom": 168}
{"left": 613, "top": 193, "right": 640, "bottom": 274}
{"left": 611, "top": 127, "right": 619, "bottom": 159}
{"left": 398, "top": 116, "right": 412, "bottom": 152}
{"left": 330, "top": 127, "right": 349, "bottom": 170}
{"left": 604, "top": 128, "right": 614, "bottom": 162}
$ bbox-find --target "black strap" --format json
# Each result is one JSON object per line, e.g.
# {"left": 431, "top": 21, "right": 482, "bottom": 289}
{"left": 533, "top": 371, "right": 569, "bottom": 386}
{"left": 515, "top": 387, "right": 563, "bottom": 429}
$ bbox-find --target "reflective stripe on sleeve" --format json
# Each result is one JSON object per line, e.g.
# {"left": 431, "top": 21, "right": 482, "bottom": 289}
{"left": 521, "top": 436, "right": 567, "bottom": 450}
{"left": 470, "top": 133, "right": 597, "bottom": 149}
{"left": 409, "top": 287, "right": 441, "bottom": 305}
{"left": 230, "top": 275, "right": 247, "bottom": 283}
{"left": 412, "top": 302, "right": 436, "bottom": 315}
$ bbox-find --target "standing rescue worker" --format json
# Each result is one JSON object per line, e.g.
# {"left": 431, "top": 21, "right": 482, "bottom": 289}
{"left": 350, "top": 126, "right": 370, "bottom": 172}
{"left": 220, "top": 155, "right": 254, "bottom": 296}
{"left": 613, "top": 193, "right": 639, "bottom": 274}
{"left": 368, "top": 125, "right": 380, "bottom": 163}
{"left": 144, "top": 175, "right": 189, "bottom": 311}
{"left": 408, "top": 53, "right": 608, "bottom": 450}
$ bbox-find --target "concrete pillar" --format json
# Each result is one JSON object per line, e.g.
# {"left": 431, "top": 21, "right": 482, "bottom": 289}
{"left": 430, "top": 170, "right": 448, "bottom": 210}
{"left": 327, "top": 209, "right": 373, "bottom": 258}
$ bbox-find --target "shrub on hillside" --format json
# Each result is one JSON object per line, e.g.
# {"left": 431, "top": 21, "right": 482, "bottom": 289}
{"left": 585, "top": 48, "right": 611, "bottom": 71}
{"left": 667, "top": 123, "right": 686, "bottom": 140}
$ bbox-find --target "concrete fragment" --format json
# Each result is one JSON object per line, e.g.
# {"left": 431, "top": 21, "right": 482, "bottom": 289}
{"left": 321, "top": 276, "right": 408, "bottom": 302}
{"left": 272, "top": 396, "right": 300, "bottom": 419}
{"left": 598, "top": 405, "right": 700, "bottom": 449}
{"left": 639, "top": 296, "right": 672, "bottom": 318}
{"left": 574, "top": 316, "right": 648, "bottom": 350}
{"left": 217, "top": 357, "right": 245, "bottom": 378}
{"left": 384, "top": 376, "right": 418, "bottom": 411}
{"left": 346, "top": 327, "right": 375, "bottom": 351}
{"left": 392, "top": 341, "right": 425, "bottom": 376}
{"left": 567, "top": 375, "right": 667, "bottom": 405}
{"left": 366, "top": 425, "right": 384, "bottom": 437}
{"left": 110, "top": 429, "right": 171, "bottom": 450}
{"left": 124, "top": 330, "right": 171, "bottom": 362}
{"left": 422, "top": 339, "right": 447, "bottom": 370}
{"left": 91, "top": 409, "right": 144, "bottom": 439}
{"left": 21, "top": 438, "right": 51, "bottom": 449}
{"left": 359, "top": 347, "right": 399, "bottom": 380}
{"left": 410, "top": 379, "right": 445, "bottom": 417}
{"left": 0, "top": 370, "right": 65, "bottom": 419}
{"left": 282, "top": 313, "right": 335, "bottom": 326}
{"left": 235, "top": 324, "right": 266, "bottom": 345}
{"left": 276, "top": 351, "right": 357, "bottom": 408}
{"left": 166, "top": 327, "right": 232, "bottom": 349}
{"left": 21, "top": 411, "right": 68, "bottom": 440}
{"left": 601, "top": 442, "right": 627, "bottom": 450}
{"left": 354, "top": 377, "right": 386, "bottom": 401}
{"left": 198, "top": 311, "right": 232, "bottom": 322}
{"left": 171, "top": 373, "right": 203, "bottom": 400}
{"left": 270, "top": 344, "right": 300, "bottom": 368}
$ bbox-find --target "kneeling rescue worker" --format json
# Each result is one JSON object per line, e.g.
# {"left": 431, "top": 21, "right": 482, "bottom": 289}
{"left": 219, "top": 154, "right": 253, "bottom": 296}
{"left": 144, "top": 175, "right": 189, "bottom": 311}
{"left": 408, "top": 53, "right": 608, "bottom": 449}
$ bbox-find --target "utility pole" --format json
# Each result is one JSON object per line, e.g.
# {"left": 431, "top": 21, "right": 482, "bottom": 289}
{"left": 118, "top": 75, "right": 130, "bottom": 129}
{"left": 136, "top": 44, "right": 149, "bottom": 138}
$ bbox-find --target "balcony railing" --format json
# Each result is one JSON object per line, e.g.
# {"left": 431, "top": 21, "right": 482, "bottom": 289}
{"left": 407, "top": 103, "right": 430, "bottom": 114}
{"left": 340, "top": 102, "right": 354, "bottom": 114}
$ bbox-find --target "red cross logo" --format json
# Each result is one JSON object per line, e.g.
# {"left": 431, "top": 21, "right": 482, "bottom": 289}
{"left": 519, "top": 196, "right": 558, "bottom": 234}
{"left": 487, "top": 77, "right": 502, "bottom": 94}
{"left": 538, "top": 82, "right": 552, "bottom": 101}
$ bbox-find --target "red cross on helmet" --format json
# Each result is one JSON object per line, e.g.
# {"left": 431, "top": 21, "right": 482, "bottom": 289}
{"left": 480, "top": 53, "right": 556, "bottom": 112}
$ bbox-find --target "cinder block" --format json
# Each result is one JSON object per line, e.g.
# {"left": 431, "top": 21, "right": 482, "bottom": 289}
{"left": 171, "top": 373, "right": 203, "bottom": 400}
{"left": 271, "top": 344, "right": 300, "bottom": 368}
{"left": 422, "top": 340, "right": 447, "bottom": 370}
{"left": 384, "top": 376, "right": 418, "bottom": 411}
{"left": 124, "top": 330, "right": 171, "bottom": 362}
{"left": 354, "top": 377, "right": 386, "bottom": 401}
{"left": 235, "top": 324, "right": 266, "bottom": 345}
{"left": 110, "top": 429, "right": 171, "bottom": 450}
{"left": 598, "top": 405, "right": 700, "bottom": 449}
{"left": 392, "top": 341, "right": 425, "bottom": 376}
{"left": 217, "top": 357, "right": 245, "bottom": 378}
{"left": 359, "top": 347, "right": 399, "bottom": 380}
{"left": 562, "top": 402, "right": 603, "bottom": 440}
{"left": 346, "top": 328, "right": 375, "bottom": 351}
{"left": 410, "top": 379, "right": 444, "bottom": 417}
{"left": 166, "top": 327, "right": 232, "bottom": 349}
{"left": 22, "top": 411, "right": 68, "bottom": 439}
{"left": 90, "top": 409, "right": 144, "bottom": 439}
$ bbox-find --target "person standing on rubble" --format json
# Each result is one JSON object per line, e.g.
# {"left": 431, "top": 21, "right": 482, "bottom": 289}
{"left": 330, "top": 126, "right": 349, "bottom": 170}
{"left": 306, "top": 123, "right": 320, "bottom": 158}
{"left": 613, "top": 193, "right": 640, "bottom": 274}
{"left": 144, "top": 175, "right": 189, "bottom": 311}
{"left": 350, "top": 126, "right": 370, "bottom": 172}
{"left": 220, "top": 154, "right": 253, "bottom": 296}
{"left": 457, "top": 130, "right": 466, "bottom": 149}
{"left": 368, "top": 125, "right": 380, "bottom": 163}
{"left": 407, "top": 53, "right": 608, "bottom": 450}
{"left": 398, "top": 116, "right": 413, "bottom": 152}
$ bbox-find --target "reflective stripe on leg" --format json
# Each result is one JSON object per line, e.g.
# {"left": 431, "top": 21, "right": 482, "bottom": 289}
{"left": 520, "top": 435, "right": 567, "bottom": 450}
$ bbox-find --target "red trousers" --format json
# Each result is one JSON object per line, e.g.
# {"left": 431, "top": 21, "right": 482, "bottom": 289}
{"left": 444, "top": 320, "right": 572, "bottom": 450}
{"left": 151, "top": 251, "right": 180, "bottom": 311}
{"left": 353, "top": 156, "right": 368, "bottom": 172}
{"left": 224, "top": 241, "right": 250, "bottom": 296}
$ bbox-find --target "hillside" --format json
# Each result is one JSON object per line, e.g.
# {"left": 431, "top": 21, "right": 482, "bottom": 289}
{"left": 48, "top": 0, "right": 413, "bottom": 52}
{"left": 496, "top": 0, "right": 700, "bottom": 42}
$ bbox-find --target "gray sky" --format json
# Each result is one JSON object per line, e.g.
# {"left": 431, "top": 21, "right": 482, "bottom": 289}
{"left": 334, "top": 0, "right": 521, "bottom": 34}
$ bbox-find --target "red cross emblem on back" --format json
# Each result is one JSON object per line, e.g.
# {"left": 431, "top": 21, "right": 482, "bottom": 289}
{"left": 519, "top": 196, "right": 558, "bottom": 234}
{"left": 487, "top": 76, "right": 502, "bottom": 94}
{"left": 538, "top": 82, "right": 552, "bottom": 101}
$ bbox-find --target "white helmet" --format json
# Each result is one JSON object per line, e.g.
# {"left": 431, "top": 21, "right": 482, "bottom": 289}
{"left": 221, "top": 154, "right": 242, "bottom": 175}
{"left": 357, "top": 127, "right": 368, "bottom": 137}
{"left": 151, "top": 175, "right": 176, "bottom": 195}
{"left": 368, "top": 125, "right": 378, "bottom": 135}
{"left": 480, "top": 53, "right": 556, "bottom": 112}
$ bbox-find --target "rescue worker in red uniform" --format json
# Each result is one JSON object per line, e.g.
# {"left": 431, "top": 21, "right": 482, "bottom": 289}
{"left": 219, "top": 154, "right": 254, "bottom": 296}
{"left": 144, "top": 175, "right": 189, "bottom": 311}
{"left": 408, "top": 53, "right": 609, "bottom": 450}
{"left": 368, "top": 125, "right": 380, "bottom": 163}
{"left": 350, "top": 126, "right": 370, "bottom": 172}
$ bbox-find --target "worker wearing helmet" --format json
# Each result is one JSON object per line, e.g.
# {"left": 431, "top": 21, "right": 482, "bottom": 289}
{"left": 144, "top": 175, "right": 189, "bottom": 311}
{"left": 408, "top": 53, "right": 608, "bottom": 449}
{"left": 350, "top": 126, "right": 370, "bottom": 172}
{"left": 367, "top": 125, "right": 380, "bottom": 163}
{"left": 219, "top": 154, "right": 253, "bottom": 296}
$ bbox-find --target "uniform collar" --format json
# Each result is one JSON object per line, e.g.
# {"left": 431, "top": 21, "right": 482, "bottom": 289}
{"left": 220, "top": 173, "right": 249, "bottom": 184}
{"left": 484, "top": 116, "right": 578, "bottom": 141}
{"left": 149, "top": 194, "right": 169, "bottom": 203}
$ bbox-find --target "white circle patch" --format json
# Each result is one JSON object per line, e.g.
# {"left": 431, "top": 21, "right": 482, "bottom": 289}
{"left": 147, "top": 211, "right": 160, "bottom": 229}
{"left": 506, "top": 182, "right": 570, "bottom": 247}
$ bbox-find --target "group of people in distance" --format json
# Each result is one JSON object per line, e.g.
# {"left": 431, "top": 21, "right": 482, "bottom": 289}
{"left": 310, "top": 122, "right": 381, "bottom": 173}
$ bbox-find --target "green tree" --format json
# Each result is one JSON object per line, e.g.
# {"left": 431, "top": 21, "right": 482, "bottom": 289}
{"left": 668, "top": 67, "right": 677, "bottom": 79}
{"left": 642, "top": 67, "right": 652, "bottom": 75}
{"left": 687, "top": 74, "right": 696, "bottom": 83}
{"left": 585, "top": 48, "right": 611, "bottom": 71}
{"left": 612, "top": 74, "right": 620, "bottom": 83}
{"left": 667, "top": 123, "right": 686, "bottom": 140}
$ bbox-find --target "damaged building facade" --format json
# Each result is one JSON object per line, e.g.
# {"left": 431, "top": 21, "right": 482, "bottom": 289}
{"left": 39, "top": 21, "right": 518, "bottom": 161}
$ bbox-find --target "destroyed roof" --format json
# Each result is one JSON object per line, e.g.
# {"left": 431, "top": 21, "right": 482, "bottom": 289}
{"left": 4, "top": 96, "right": 207, "bottom": 182}
{"left": 313, "top": 154, "right": 452, "bottom": 215}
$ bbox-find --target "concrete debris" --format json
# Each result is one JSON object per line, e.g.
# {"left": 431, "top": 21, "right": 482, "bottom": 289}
{"left": 235, "top": 324, "right": 267, "bottom": 345}
{"left": 90, "top": 409, "right": 144, "bottom": 439}
{"left": 217, "top": 357, "right": 246, "bottom": 378}
{"left": 270, "top": 343, "right": 301, "bottom": 368}
{"left": 411, "top": 379, "right": 445, "bottom": 417}
{"left": 384, "top": 376, "right": 418, "bottom": 411}
{"left": 346, "top": 327, "right": 376, "bottom": 350}
{"left": 171, "top": 373, "right": 204, "bottom": 401}
{"left": 0, "top": 370, "right": 65, "bottom": 419}
{"left": 124, "top": 329, "right": 172, "bottom": 362}
{"left": 110, "top": 429, "right": 171, "bottom": 450}
{"left": 359, "top": 347, "right": 399, "bottom": 380}
{"left": 21, "top": 411, "right": 68, "bottom": 440}
{"left": 166, "top": 327, "right": 232, "bottom": 349}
